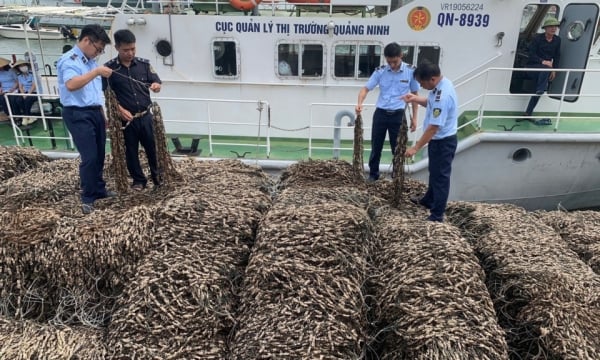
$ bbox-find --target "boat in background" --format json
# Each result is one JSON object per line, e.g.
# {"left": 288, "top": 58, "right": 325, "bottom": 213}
{"left": 0, "top": 22, "right": 75, "bottom": 40}
{"left": 2, "top": 0, "right": 600, "bottom": 211}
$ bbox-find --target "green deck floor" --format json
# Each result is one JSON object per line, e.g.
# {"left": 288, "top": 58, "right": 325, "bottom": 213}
{"left": 2, "top": 109, "right": 599, "bottom": 163}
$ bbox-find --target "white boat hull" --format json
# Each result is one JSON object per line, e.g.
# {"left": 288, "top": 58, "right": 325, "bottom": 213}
{"left": 0, "top": 25, "right": 67, "bottom": 40}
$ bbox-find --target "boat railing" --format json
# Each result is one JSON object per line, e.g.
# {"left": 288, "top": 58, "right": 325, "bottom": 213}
{"left": 3, "top": 92, "right": 74, "bottom": 149}
{"left": 149, "top": 96, "right": 272, "bottom": 158}
{"left": 148, "top": 0, "right": 390, "bottom": 17}
{"left": 308, "top": 101, "right": 369, "bottom": 159}
{"left": 455, "top": 66, "right": 600, "bottom": 133}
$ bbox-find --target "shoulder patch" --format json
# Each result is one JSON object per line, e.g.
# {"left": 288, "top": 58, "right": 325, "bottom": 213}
{"left": 105, "top": 58, "right": 117, "bottom": 67}
{"left": 69, "top": 53, "right": 78, "bottom": 60}
{"left": 375, "top": 64, "right": 386, "bottom": 71}
{"left": 135, "top": 57, "right": 150, "bottom": 64}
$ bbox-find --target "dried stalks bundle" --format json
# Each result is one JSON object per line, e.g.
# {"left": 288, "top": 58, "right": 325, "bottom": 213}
{"left": 446, "top": 202, "right": 600, "bottom": 358}
{"left": 0, "top": 145, "right": 49, "bottom": 182}
{"left": 176, "top": 158, "right": 273, "bottom": 196}
{"left": 391, "top": 115, "right": 408, "bottom": 207}
{"left": 104, "top": 88, "right": 129, "bottom": 193}
{"left": 151, "top": 101, "right": 182, "bottom": 186}
{"left": 231, "top": 203, "right": 372, "bottom": 359}
{"left": 0, "top": 207, "right": 60, "bottom": 246}
{"left": 0, "top": 315, "right": 108, "bottom": 359}
{"left": 107, "top": 241, "right": 241, "bottom": 359}
{"left": 0, "top": 159, "right": 80, "bottom": 214}
{"left": 352, "top": 113, "right": 364, "bottom": 180}
{"left": 371, "top": 215, "right": 509, "bottom": 359}
{"left": 535, "top": 210, "right": 600, "bottom": 274}
{"left": 21, "top": 205, "right": 157, "bottom": 326}
{"left": 277, "top": 159, "right": 363, "bottom": 190}
{"left": 273, "top": 186, "right": 379, "bottom": 210}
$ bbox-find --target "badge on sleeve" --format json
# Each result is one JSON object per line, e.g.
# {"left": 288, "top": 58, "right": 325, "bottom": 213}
{"left": 149, "top": 65, "right": 157, "bottom": 74}
{"left": 433, "top": 108, "right": 442, "bottom": 118}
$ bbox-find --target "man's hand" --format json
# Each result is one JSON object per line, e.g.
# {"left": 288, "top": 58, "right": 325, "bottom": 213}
{"left": 402, "top": 93, "right": 417, "bottom": 103}
{"left": 410, "top": 119, "right": 417, "bottom": 132}
{"left": 149, "top": 83, "right": 161, "bottom": 93}
{"left": 96, "top": 66, "right": 113, "bottom": 78}
{"left": 405, "top": 146, "right": 418, "bottom": 157}
{"left": 549, "top": 71, "right": 556, "bottom": 81}
{"left": 118, "top": 105, "right": 133, "bottom": 122}
{"left": 355, "top": 104, "right": 363, "bottom": 114}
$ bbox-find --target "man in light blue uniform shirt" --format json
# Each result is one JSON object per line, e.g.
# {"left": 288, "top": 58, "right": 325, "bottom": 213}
{"left": 57, "top": 24, "right": 114, "bottom": 214}
{"left": 356, "top": 42, "right": 419, "bottom": 182}
{"left": 404, "top": 61, "right": 458, "bottom": 222}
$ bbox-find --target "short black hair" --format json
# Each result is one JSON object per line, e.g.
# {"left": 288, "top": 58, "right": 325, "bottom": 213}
{"left": 78, "top": 24, "right": 111, "bottom": 45}
{"left": 383, "top": 42, "right": 402, "bottom": 58}
{"left": 113, "top": 29, "right": 136, "bottom": 46}
{"left": 414, "top": 60, "right": 441, "bottom": 81}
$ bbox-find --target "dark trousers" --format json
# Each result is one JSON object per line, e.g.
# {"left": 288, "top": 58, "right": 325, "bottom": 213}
{"left": 15, "top": 93, "right": 37, "bottom": 116}
{"left": 63, "top": 107, "right": 107, "bottom": 204}
{"left": 123, "top": 112, "right": 160, "bottom": 187}
{"left": 421, "top": 135, "right": 457, "bottom": 221}
{"left": 369, "top": 108, "right": 404, "bottom": 179}
{"left": 0, "top": 94, "right": 18, "bottom": 115}
{"left": 525, "top": 64, "right": 551, "bottom": 115}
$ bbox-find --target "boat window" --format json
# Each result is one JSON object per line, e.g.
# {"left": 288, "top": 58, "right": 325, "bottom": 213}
{"left": 301, "top": 44, "right": 323, "bottom": 77}
{"left": 416, "top": 46, "right": 440, "bottom": 66}
{"left": 358, "top": 45, "right": 382, "bottom": 78}
{"left": 277, "top": 42, "right": 324, "bottom": 79}
{"left": 400, "top": 46, "right": 415, "bottom": 66}
{"left": 278, "top": 43, "right": 299, "bottom": 76}
{"left": 213, "top": 40, "right": 238, "bottom": 77}
{"left": 333, "top": 43, "right": 382, "bottom": 79}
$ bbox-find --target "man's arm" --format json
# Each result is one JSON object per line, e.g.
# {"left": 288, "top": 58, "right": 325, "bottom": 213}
{"left": 65, "top": 66, "right": 112, "bottom": 92}
{"left": 355, "top": 87, "right": 369, "bottom": 114}
{"left": 405, "top": 124, "right": 439, "bottom": 157}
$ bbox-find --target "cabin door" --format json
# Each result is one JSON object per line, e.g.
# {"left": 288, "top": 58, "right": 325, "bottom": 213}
{"left": 548, "top": 3, "right": 599, "bottom": 102}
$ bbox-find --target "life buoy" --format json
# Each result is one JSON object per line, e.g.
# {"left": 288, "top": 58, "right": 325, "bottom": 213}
{"left": 74, "top": 0, "right": 81, "bottom": 3}
{"left": 229, "top": 0, "right": 261, "bottom": 11}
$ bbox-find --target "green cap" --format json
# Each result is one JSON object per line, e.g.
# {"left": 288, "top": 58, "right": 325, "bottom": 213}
{"left": 542, "top": 18, "right": 560, "bottom": 28}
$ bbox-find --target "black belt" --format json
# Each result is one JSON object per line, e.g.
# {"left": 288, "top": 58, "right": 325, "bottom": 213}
{"left": 64, "top": 105, "right": 102, "bottom": 111}
{"left": 377, "top": 108, "right": 404, "bottom": 115}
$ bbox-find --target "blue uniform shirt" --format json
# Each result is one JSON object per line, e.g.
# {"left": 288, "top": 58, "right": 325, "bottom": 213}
{"left": 365, "top": 62, "right": 420, "bottom": 110}
{"left": 0, "top": 68, "right": 18, "bottom": 93}
{"left": 423, "top": 77, "right": 458, "bottom": 139}
{"left": 18, "top": 72, "right": 35, "bottom": 92}
{"left": 57, "top": 46, "right": 103, "bottom": 107}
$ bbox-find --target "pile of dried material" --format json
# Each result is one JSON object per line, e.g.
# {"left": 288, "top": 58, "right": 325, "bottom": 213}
{"left": 0, "top": 204, "right": 155, "bottom": 325}
{"left": 0, "top": 159, "right": 80, "bottom": 214}
{"left": 277, "top": 159, "right": 364, "bottom": 190}
{"left": 535, "top": 210, "right": 600, "bottom": 274}
{"left": 0, "top": 146, "right": 49, "bottom": 182}
{"left": 446, "top": 202, "right": 600, "bottom": 359}
{"left": 371, "top": 212, "right": 509, "bottom": 359}
{"left": 0, "top": 315, "right": 108, "bottom": 359}
{"left": 107, "top": 162, "right": 271, "bottom": 358}
{"left": 231, "top": 203, "right": 372, "bottom": 358}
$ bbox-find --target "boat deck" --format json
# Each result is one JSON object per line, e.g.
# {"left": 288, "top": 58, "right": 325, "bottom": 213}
{"left": 1, "top": 110, "right": 599, "bottom": 163}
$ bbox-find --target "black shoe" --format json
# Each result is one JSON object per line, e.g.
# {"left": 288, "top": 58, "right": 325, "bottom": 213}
{"left": 426, "top": 215, "right": 443, "bottom": 222}
{"left": 535, "top": 90, "right": 544, "bottom": 95}
{"left": 82, "top": 203, "right": 94, "bottom": 214}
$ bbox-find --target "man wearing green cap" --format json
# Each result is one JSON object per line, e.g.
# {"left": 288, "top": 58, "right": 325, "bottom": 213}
{"left": 522, "top": 17, "right": 561, "bottom": 120}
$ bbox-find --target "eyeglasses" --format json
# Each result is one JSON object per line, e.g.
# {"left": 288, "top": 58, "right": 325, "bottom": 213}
{"left": 90, "top": 40, "right": 105, "bottom": 55}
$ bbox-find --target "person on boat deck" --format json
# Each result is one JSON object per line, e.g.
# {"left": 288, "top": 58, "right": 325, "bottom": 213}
{"left": 403, "top": 61, "right": 458, "bottom": 223}
{"left": 355, "top": 42, "right": 419, "bottom": 182}
{"left": 57, "top": 24, "right": 115, "bottom": 215}
{"left": 0, "top": 58, "right": 19, "bottom": 122}
{"left": 523, "top": 17, "right": 561, "bottom": 119}
{"left": 102, "top": 29, "right": 162, "bottom": 191}
{"left": 14, "top": 60, "right": 38, "bottom": 126}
